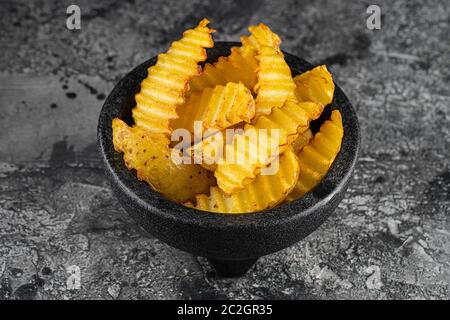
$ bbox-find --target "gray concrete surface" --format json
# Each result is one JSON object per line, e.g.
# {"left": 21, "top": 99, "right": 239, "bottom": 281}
{"left": 0, "top": 0, "right": 449, "bottom": 300}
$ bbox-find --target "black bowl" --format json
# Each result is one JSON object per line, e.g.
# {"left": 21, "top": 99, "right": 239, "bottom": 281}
{"left": 98, "top": 42, "right": 360, "bottom": 277}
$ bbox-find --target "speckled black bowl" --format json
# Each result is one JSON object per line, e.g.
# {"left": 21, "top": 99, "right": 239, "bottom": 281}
{"left": 98, "top": 42, "right": 360, "bottom": 277}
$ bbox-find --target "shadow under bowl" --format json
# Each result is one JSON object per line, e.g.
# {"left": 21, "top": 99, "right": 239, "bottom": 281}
{"left": 97, "top": 42, "right": 360, "bottom": 277}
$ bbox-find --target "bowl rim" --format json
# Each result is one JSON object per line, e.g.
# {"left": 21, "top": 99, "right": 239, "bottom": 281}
{"left": 97, "top": 41, "right": 360, "bottom": 230}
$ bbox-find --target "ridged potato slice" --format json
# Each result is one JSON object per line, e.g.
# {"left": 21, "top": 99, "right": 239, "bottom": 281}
{"left": 171, "top": 82, "right": 254, "bottom": 133}
{"left": 132, "top": 19, "right": 215, "bottom": 135}
{"left": 294, "top": 65, "right": 335, "bottom": 107}
{"left": 214, "top": 100, "right": 323, "bottom": 195}
{"left": 287, "top": 110, "right": 344, "bottom": 201}
{"left": 189, "top": 23, "right": 281, "bottom": 93}
{"left": 186, "top": 147, "right": 299, "bottom": 213}
{"left": 112, "top": 118, "right": 216, "bottom": 203}
{"left": 253, "top": 46, "right": 296, "bottom": 116}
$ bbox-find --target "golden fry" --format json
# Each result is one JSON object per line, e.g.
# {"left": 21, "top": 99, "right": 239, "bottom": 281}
{"left": 171, "top": 82, "right": 255, "bottom": 133}
{"left": 186, "top": 147, "right": 299, "bottom": 213}
{"left": 112, "top": 19, "right": 342, "bottom": 213}
{"left": 253, "top": 100, "right": 321, "bottom": 145}
{"left": 214, "top": 100, "right": 322, "bottom": 195}
{"left": 189, "top": 46, "right": 259, "bottom": 92}
{"left": 112, "top": 118, "right": 216, "bottom": 203}
{"left": 189, "top": 23, "right": 281, "bottom": 93}
{"left": 254, "top": 46, "right": 296, "bottom": 116}
{"left": 294, "top": 65, "right": 334, "bottom": 107}
{"left": 286, "top": 110, "right": 344, "bottom": 201}
{"left": 189, "top": 131, "right": 224, "bottom": 172}
{"left": 214, "top": 126, "right": 280, "bottom": 194}
{"left": 240, "top": 23, "right": 281, "bottom": 52}
{"left": 132, "top": 19, "right": 215, "bottom": 135}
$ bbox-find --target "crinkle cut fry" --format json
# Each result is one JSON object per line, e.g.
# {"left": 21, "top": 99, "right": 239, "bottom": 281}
{"left": 253, "top": 46, "right": 296, "bottom": 117}
{"left": 171, "top": 82, "right": 255, "bottom": 133}
{"left": 185, "top": 147, "right": 299, "bottom": 213}
{"left": 253, "top": 100, "right": 322, "bottom": 145}
{"left": 187, "top": 126, "right": 247, "bottom": 173}
{"left": 286, "top": 110, "right": 344, "bottom": 201}
{"left": 132, "top": 19, "right": 215, "bottom": 136}
{"left": 112, "top": 118, "right": 216, "bottom": 203}
{"left": 214, "top": 100, "right": 323, "bottom": 195}
{"left": 240, "top": 23, "right": 281, "bottom": 52}
{"left": 211, "top": 45, "right": 303, "bottom": 196}
{"left": 294, "top": 65, "right": 335, "bottom": 107}
{"left": 189, "top": 45, "right": 259, "bottom": 92}
{"left": 189, "top": 23, "right": 281, "bottom": 93}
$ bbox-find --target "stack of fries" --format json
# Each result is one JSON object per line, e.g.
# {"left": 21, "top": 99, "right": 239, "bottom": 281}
{"left": 112, "top": 19, "right": 343, "bottom": 214}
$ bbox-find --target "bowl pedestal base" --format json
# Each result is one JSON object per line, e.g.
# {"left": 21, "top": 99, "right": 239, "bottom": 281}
{"left": 207, "top": 258, "right": 258, "bottom": 277}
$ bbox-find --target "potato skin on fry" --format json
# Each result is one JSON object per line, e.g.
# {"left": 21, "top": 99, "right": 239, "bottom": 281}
{"left": 186, "top": 147, "right": 299, "bottom": 213}
{"left": 286, "top": 110, "right": 344, "bottom": 201}
{"left": 132, "top": 19, "right": 215, "bottom": 135}
{"left": 112, "top": 118, "right": 215, "bottom": 203}
{"left": 290, "top": 129, "right": 313, "bottom": 154}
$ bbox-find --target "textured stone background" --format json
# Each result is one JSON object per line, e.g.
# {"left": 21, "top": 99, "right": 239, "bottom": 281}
{"left": 0, "top": 0, "right": 449, "bottom": 300}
